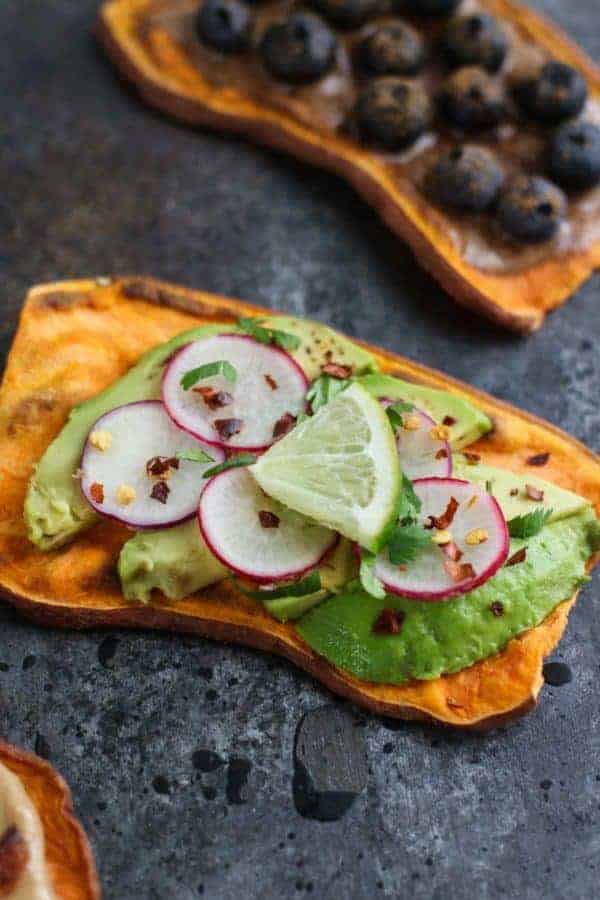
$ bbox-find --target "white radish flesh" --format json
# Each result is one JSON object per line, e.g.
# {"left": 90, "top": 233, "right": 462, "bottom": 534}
{"left": 162, "top": 334, "right": 308, "bottom": 450}
{"left": 374, "top": 477, "right": 509, "bottom": 600}
{"left": 382, "top": 400, "right": 452, "bottom": 479}
{"left": 80, "top": 400, "right": 223, "bottom": 528}
{"left": 198, "top": 466, "right": 337, "bottom": 583}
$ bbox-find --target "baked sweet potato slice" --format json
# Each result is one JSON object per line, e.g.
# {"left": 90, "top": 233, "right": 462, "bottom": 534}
{"left": 0, "top": 277, "right": 599, "bottom": 730}
{"left": 0, "top": 740, "right": 100, "bottom": 899}
{"left": 96, "top": 0, "right": 600, "bottom": 333}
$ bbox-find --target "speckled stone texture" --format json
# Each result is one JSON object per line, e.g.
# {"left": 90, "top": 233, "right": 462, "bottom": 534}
{"left": 1, "top": 2, "right": 599, "bottom": 898}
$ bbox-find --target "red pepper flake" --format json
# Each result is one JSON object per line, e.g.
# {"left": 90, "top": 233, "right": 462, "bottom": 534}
{"left": 146, "top": 455, "right": 180, "bottom": 478}
{"left": 435, "top": 448, "right": 448, "bottom": 460}
{"left": 0, "top": 826, "right": 29, "bottom": 895}
{"left": 526, "top": 452, "right": 550, "bottom": 467}
{"left": 490, "top": 601, "right": 504, "bottom": 617}
{"left": 264, "top": 374, "right": 278, "bottom": 390}
{"left": 150, "top": 481, "right": 170, "bottom": 504}
{"left": 194, "top": 387, "right": 234, "bottom": 410}
{"left": 90, "top": 482, "right": 104, "bottom": 504}
{"left": 425, "top": 496, "right": 459, "bottom": 531}
{"left": 506, "top": 547, "right": 527, "bottom": 567}
{"left": 525, "top": 484, "right": 544, "bottom": 502}
{"left": 442, "top": 415, "right": 457, "bottom": 426}
{"left": 510, "top": 488, "right": 519, "bottom": 497}
{"left": 273, "top": 412, "right": 296, "bottom": 440}
{"left": 258, "top": 510, "right": 280, "bottom": 529}
{"left": 463, "top": 451, "right": 481, "bottom": 465}
{"left": 372, "top": 608, "right": 405, "bottom": 635}
{"left": 321, "top": 362, "right": 352, "bottom": 379}
{"left": 442, "top": 541, "right": 463, "bottom": 562}
{"left": 214, "top": 418, "right": 243, "bottom": 441}
{"left": 444, "top": 559, "right": 476, "bottom": 583}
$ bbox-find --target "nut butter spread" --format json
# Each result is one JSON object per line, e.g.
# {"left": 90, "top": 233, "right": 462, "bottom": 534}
{"left": 139, "top": 0, "right": 600, "bottom": 274}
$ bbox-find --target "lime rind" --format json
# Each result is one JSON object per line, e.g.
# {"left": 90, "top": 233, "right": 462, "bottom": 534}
{"left": 251, "top": 382, "right": 401, "bottom": 552}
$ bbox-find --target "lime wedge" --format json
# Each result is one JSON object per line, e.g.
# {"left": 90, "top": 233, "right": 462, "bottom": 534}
{"left": 251, "top": 382, "right": 401, "bottom": 552}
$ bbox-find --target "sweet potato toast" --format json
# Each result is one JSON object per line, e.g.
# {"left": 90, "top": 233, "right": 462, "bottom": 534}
{"left": 0, "top": 277, "right": 599, "bottom": 730}
{"left": 0, "top": 740, "right": 100, "bottom": 899}
{"left": 96, "top": 0, "right": 600, "bottom": 333}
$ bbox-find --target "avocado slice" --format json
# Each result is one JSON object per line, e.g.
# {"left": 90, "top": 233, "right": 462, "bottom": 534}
{"left": 357, "top": 373, "right": 491, "bottom": 449}
{"left": 453, "top": 456, "right": 591, "bottom": 523}
{"left": 118, "top": 519, "right": 227, "bottom": 604}
{"left": 296, "top": 510, "right": 599, "bottom": 684}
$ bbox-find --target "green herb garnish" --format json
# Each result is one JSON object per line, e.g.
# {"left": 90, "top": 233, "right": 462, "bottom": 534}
{"left": 387, "top": 523, "right": 432, "bottom": 566}
{"left": 305, "top": 374, "right": 352, "bottom": 415}
{"left": 359, "top": 552, "right": 386, "bottom": 599}
{"left": 396, "top": 474, "right": 423, "bottom": 524}
{"left": 385, "top": 401, "right": 414, "bottom": 431}
{"left": 240, "top": 571, "right": 323, "bottom": 602}
{"left": 237, "top": 317, "right": 301, "bottom": 352}
{"left": 507, "top": 508, "right": 553, "bottom": 539}
{"left": 203, "top": 453, "right": 258, "bottom": 478}
{"left": 176, "top": 448, "right": 214, "bottom": 464}
{"left": 180, "top": 360, "right": 237, "bottom": 390}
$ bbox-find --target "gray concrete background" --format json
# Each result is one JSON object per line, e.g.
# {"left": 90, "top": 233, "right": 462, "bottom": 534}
{"left": 1, "top": 1, "right": 599, "bottom": 898}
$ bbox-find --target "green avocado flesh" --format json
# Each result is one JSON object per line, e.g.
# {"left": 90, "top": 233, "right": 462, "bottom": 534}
{"left": 296, "top": 511, "right": 599, "bottom": 684}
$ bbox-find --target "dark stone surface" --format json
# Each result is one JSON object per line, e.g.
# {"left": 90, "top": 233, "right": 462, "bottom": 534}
{"left": 0, "top": 1, "right": 599, "bottom": 898}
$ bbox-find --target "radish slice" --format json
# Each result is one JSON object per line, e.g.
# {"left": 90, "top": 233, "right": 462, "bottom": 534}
{"left": 198, "top": 466, "right": 337, "bottom": 583}
{"left": 80, "top": 400, "right": 223, "bottom": 528}
{"left": 381, "top": 399, "right": 452, "bottom": 479}
{"left": 374, "top": 477, "right": 509, "bottom": 601}
{"left": 162, "top": 334, "right": 308, "bottom": 451}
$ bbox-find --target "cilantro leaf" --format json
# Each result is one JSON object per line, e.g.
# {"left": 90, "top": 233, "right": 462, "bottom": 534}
{"left": 306, "top": 374, "right": 352, "bottom": 415}
{"left": 359, "top": 552, "right": 386, "bottom": 599}
{"left": 239, "top": 571, "right": 322, "bottom": 602}
{"left": 176, "top": 448, "right": 214, "bottom": 464}
{"left": 203, "top": 453, "right": 258, "bottom": 478}
{"left": 396, "top": 474, "right": 422, "bottom": 523}
{"left": 385, "top": 401, "right": 414, "bottom": 431}
{"left": 507, "top": 507, "right": 553, "bottom": 539}
{"left": 180, "top": 360, "right": 237, "bottom": 390}
{"left": 237, "top": 317, "right": 301, "bottom": 351}
{"left": 387, "top": 523, "right": 431, "bottom": 566}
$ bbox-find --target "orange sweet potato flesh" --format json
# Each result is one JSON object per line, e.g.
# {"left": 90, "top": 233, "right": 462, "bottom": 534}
{"left": 0, "top": 740, "right": 100, "bottom": 899}
{"left": 0, "top": 277, "right": 599, "bottom": 730}
{"left": 96, "top": 0, "right": 600, "bottom": 334}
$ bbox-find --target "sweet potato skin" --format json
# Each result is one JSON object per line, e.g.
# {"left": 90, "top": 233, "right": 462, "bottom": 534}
{"left": 96, "top": 0, "right": 600, "bottom": 333}
{"left": 0, "top": 277, "right": 599, "bottom": 731}
{"left": 0, "top": 741, "right": 100, "bottom": 899}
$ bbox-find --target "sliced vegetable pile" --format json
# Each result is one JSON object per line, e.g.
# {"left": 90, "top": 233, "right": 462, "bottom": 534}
{"left": 78, "top": 317, "right": 573, "bottom": 638}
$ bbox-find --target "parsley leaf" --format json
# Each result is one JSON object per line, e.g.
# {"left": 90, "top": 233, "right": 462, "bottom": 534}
{"left": 306, "top": 374, "right": 352, "bottom": 415}
{"left": 507, "top": 507, "right": 553, "bottom": 539}
{"left": 202, "top": 453, "right": 258, "bottom": 478}
{"left": 396, "top": 474, "right": 422, "bottom": 524}
{"left": 388, "top": 523, "right": 431, "bottom": 566}
{"left": 237, "top": 317, "right": 301, "bottom": 351}
{"left": 240, "top": 571, "right": 322, "bottom": 602}
{"left": 385, "top": 401, "right": 414, "bottom": 431}
{"left": 359, "top": 552, "right": 386, "bottom": 599}
{"left": 180, "top": 360, "right": 237, "bottom": 390}
{"left": 176, "top": 448, "right": 214, "bottom": 464}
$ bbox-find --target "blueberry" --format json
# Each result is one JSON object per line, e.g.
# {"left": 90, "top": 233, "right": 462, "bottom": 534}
{"left": 442, "top": 13, "right": 508, "bottom": 73}
{"left": 259, "top": 12, "right": 337, "bottom": 84}
{"left": 358, "top": 23, "right": 426, "bottom": 77}
{"left": 355, "top": 77, "right": 432, "bottom": 150}
{"left": 438, "top": 66, "right": 505, "bottom": 130}
{"left": 548, "top": 121, "right": 600, "bottom": 191}
{"left": 496, "top": 175, "right": 567, "bottom": 244}
{"left": 425, "top": 145, "right": 504, "bottom": 212}
{"left": 196, "top": 0, "right": 251, "bottom": 53}
{"left": 515, "top": 62, "right": 587, "bottom": 124}
{"left": 405, "top": 0, "right": 462, "bottom": 17}
{"left": 310, "top": 0, "right": 379, "bottom": 29}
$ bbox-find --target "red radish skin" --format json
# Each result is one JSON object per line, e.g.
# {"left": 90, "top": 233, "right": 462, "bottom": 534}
{"left": 161, "top": 334, "right": 308, "bottom": 452}
{"left": 80, "top": 400, "right": 223, "bottom": 529}
{"left": 381, "top": 399, "right": 452, "bottom": 480}
{"left": 198, "top": 466, "right": 337, "bottom": 584}
{"left": 374, "top": 477, "right": 509, "bottom": 601}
